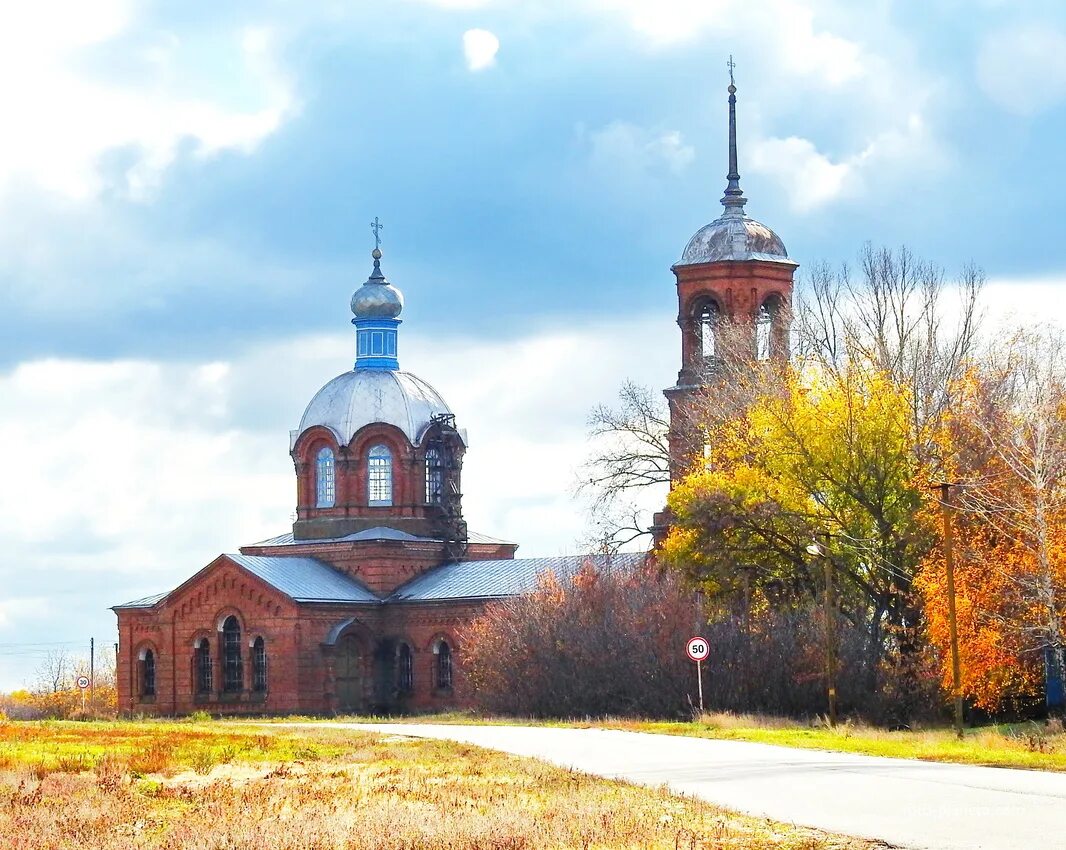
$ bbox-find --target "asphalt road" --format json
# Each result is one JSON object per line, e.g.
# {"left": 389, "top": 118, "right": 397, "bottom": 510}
{"left": 335, "top": 723, "right": 1066, "bottom": 850}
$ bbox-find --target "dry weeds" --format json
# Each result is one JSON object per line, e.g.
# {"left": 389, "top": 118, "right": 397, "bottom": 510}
{"left": 0, "top": 721, "right": 876, "bottom": 849}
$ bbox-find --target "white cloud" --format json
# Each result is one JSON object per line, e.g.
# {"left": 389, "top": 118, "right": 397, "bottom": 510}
{"left": 589, "top": 0, "right": 864, "bottom": 87}
{"left": 463, "top": 28, "right": 500, "bottom": 71}
{"left": 583, "top": 121, "right": 695, "bottom": 181}
{"left": 977, "top": 26, "right": 1066, "bottom": 115}
{"left": 750, "top": 113, "right": 937, "bottom": 211}
{"left": 0, "top": 3, "right": 296, "bottom": 203}
{"left": 749, "top": 136, "right": 852, "bottom": 211}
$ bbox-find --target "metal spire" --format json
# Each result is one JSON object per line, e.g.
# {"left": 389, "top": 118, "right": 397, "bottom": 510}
{"left": 721, "top": 55, "right": 746, "bottom": 212}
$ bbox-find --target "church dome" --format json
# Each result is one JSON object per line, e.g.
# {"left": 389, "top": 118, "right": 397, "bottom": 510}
{"left": 297, "top": 369, "right": 460, "bottom": 447}
{"left": 351, "top": 248, "right": 404, "bottom": 318}
{"left": 678, "top": 210, "right": 791, "bottom": 265}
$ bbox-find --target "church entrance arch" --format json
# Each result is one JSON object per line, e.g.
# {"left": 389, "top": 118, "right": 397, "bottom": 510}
{"left": 335, "top": 634, "right": 364, "bottom": 713}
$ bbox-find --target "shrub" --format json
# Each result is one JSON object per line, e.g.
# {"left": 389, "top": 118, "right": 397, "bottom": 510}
{"left": 462, "top": 561, "right": 696, "bottom": 717}
{"left": 463, "top": 560, "right": 941, "bottom": 723}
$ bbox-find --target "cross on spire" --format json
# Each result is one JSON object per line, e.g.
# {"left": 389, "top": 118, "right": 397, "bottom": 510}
{"left": 727, "top": 55, "right": 736, "bottom": 87}
{"left": 370, "top": 216, "right": 383, "bottom": 250}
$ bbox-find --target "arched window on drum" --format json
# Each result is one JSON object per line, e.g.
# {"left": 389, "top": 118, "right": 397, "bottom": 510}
{"left": 316, "top": 447, "right": 336, "bottom": 508}
{"left": 425, "top": 448, "right": 443, "bottom": 505}
{"left": 368, "top": 445, "right": 393, "bottom": 506}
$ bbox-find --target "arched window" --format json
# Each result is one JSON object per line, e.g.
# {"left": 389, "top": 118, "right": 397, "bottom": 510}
{"left": 699, "top": 302, "right": 719, "bottom": 359}
{"left": 195, "top": 638, "right": 212, "bottom": 694}
{"left": 435, "top": 639, "right": 453, "bottom": 690}
{"left": 221, "top": 616, "right": 243, "bottom": 693}
{"left": 756, "top": 303, "right": 773, "bottom": 361}
{"left": 398, "top": 643, "right": 413, "bottom": 693}
{"left": 140, "top": 649, "right": 156, "bottom": 698}
{"left": 315, "top": 447, "right": 336, "bottom": 508}
{"left": 252, "top": 637, "right": 267, "bottom": 693}
{"left": 425, "top": 448, "right": 442, "bottom": 504}
{"left": 368, "top": 444, "right": 393, "bottom": 506}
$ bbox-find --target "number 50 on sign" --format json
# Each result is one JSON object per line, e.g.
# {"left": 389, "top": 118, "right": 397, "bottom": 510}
{"left": 686, "top": 637, "right": 709, "bottom": 662}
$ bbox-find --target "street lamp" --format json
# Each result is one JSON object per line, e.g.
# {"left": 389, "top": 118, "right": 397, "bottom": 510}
{"left": 807, "top": 534, "right": 837, "bottom": 727}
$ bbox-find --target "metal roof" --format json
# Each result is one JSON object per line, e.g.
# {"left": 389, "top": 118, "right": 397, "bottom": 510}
{"left": 388, "top": 551, "right": 649, "bottom": 603}
{"left": 113, "top": 591, "right": 169, "bottom": 610}
{"left": 246, "top": 527, "right": 515, "bottom": 548}
{"left": 294, "top": 369, "right": 459, "bottom": 450}
{"left": 224, "top": 554, "right": 380, "bottom": 603}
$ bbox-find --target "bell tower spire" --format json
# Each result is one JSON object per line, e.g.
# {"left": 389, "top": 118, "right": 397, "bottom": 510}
{"left": 722, "top": 56, "right": 746, "bottom": 212}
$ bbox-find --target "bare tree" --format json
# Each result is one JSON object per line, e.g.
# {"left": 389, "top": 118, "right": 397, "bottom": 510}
{"left": 35, "top": 649, "right": 71, "bottom": 694}
{"left": 796, "top": 244, "right": 984, "bottom": 461}
{"left": 579, "top": 381, "right": 671, "bottom": 518}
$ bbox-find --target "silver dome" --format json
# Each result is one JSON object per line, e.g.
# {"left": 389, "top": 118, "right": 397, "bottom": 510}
{"left": 295, "top": 369, "right": 462, "bottom": 448}
{"left": 678, "top": 208, "right": 794, "bottom": 266}
{"left": 351, "top": 281, "right": 404, "bottom": 319}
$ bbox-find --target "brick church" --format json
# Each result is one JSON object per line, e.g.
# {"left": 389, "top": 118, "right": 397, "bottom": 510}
{"left": 113, "top": 72, "right": 795, "bottom": 715}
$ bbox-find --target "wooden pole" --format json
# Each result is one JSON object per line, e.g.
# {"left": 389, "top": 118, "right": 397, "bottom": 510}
{"left": 824, "top": 546, "right": 838, "bottom": 727}
{"left": 939, "top": 482, "right": 964, "bottom": 739}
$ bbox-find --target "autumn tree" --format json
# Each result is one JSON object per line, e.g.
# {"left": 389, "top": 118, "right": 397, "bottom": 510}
{"left": 661, "top": 363, "right": 932, "bottom": 678}
{"left": 918, "top": 328, "right": 1066, "bottom": 711}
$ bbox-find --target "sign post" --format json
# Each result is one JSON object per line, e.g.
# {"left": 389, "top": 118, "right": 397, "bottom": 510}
{"left": 686, "top": 636, "right": 709, "bottom": 714}
{"left": 76, "top": 675, "right": 89, "bottom": 711}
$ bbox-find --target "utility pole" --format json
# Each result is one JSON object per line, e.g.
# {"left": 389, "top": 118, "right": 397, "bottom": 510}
{"left": 939, "top": 482, "right": 964, "bottom": 739}
{"left": 807, "top": 534, "right": 837, "bottom": 727}
{"left": 823, "top": 541, "right": 837, "bottom": 728}
{"left": 89, "top": 637, "right": 95, "bottom": 709}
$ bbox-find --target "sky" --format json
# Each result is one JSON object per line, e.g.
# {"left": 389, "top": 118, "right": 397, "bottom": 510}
{"left": 2, "top": 0, "right": 1066, "bottom": 689}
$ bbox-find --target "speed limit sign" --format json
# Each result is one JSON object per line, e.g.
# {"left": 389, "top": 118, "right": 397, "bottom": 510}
{"left": 76, "top": 676, "right": 90, "bottom": 690}
{"left": 686, "top": 636, "right": 709, "bottom": 662}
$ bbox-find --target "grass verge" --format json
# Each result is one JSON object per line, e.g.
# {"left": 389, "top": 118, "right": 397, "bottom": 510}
{"left": 0, "top": 719, "right": 875, "bottom": 849}
{"left": 299, "top": 711, "right": 1066, "bottom": 772}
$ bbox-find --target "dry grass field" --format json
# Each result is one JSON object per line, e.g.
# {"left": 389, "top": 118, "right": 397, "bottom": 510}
{"left": 0, "top": 719, "right": 876, "bottom": 850}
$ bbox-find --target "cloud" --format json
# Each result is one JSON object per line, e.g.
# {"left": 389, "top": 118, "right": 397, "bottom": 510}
{"left": 463, "top": 28, "right": 500, "bottom": 71}
{"left": 749, "top": 113, "right": 937, "bottom": 211}
{"left": 582, "top": 122, "right": 695, "bottom": 183}
{"left": 977, "top": 26, "right": 1066, "bottom": 115}
{"left": 589, "top": 0, "right": 864, "bottom": 87}
{"left": 0, "top": 3, "right": 296, "bottom": 203}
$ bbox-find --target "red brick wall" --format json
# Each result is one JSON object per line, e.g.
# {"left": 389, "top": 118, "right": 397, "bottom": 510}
{"left": 115, "top": 556, "right": 492, "bottom": 716}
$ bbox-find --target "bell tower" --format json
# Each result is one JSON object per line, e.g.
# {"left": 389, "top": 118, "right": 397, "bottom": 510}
{"left": 660, "top": 63, "right": 798, "bottom": 506}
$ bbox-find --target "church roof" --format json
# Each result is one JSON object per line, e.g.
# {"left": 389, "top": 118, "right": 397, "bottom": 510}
{"left": 114, "top": 551, "right": 647, "bottom": 610}
{"left": 388, "top": 551, "right": 649, "bottom": 603}
{"left": 294, "top": 369, "right": 460, "bottom": 449}
{"left": 113, "top": 591, "right": 169, "bottom": 610}
{"left": 246, "top": 527, "right": 515, "bottom": 547}
{"left": 225, "top": 554, "right": 380, "bottom": 604}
